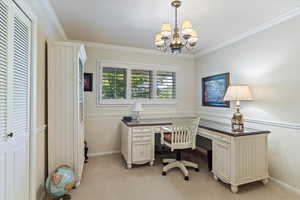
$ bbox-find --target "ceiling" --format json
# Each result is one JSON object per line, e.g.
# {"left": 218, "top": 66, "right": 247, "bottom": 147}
{"left": 50, "top": 0, "right": 300, "bottom": 53}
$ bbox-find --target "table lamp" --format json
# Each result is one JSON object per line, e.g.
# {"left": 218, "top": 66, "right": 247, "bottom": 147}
{"left": 132, "top": 102, "right": 143, "bottom": 122}
{"left": 224, "top": 85, "right": 253, "bottom": 132}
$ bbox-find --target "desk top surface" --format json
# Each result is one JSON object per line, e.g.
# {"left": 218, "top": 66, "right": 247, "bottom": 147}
{"left": 122, "top": 118, "right": 270, "bottom": 137}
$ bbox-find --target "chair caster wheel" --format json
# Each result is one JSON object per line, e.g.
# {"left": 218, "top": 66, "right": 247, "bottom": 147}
{"left": 163, "top": 163, "right": 167, "bottom": 166}
{"left": 184, "top": 176, "right": 189, "bottom": 181}
{"left": 195, "top": 168, "right": 199, "bottom": 172}
{"left": 162, "top": 171, "right": 166, "bottom": 176}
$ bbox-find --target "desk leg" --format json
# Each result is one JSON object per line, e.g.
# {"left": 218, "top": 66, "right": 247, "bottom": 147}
{"left": 207, "top": 150, "right": 212, "bottom": 172}
{"left": 213, "top": 174, "right": 219, "bottom": 181}
{"left": 262, "top": 178, "right": 269, "bottom": 185}
{"left": 127, "top": 163, "right": 132, "bottom": 169}
{"left": 231, "top": 185, "right": 238, "bottom": 193}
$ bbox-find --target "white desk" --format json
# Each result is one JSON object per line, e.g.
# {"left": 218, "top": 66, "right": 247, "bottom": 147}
{"left": 121, "top": 119, "right": 270, "bottom": 193}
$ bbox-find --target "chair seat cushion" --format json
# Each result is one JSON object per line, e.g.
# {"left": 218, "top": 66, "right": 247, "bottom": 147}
{"left": 164, "top": 133, "right": 172, "bottom": 142}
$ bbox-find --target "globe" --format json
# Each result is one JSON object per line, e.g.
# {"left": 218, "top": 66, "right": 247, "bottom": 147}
{"left": 46, "top": 165, "right": 78, "bottom": 198}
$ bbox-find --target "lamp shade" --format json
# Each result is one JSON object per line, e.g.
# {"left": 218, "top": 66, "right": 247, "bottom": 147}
{"left": 161, "top": 23, "right": 171, "bottom": 38}
{"left": 182, "top": 20, "right": 193, "bottom": 38}
{"left": 182, "top": 20, "right": 193, "bottom": 29}
{"left": 223, "top": 85, "right": 253, "bottom": 101}
{"left": 154, "top": 33, "right": 164, "bottom": 47}
{"left": 132, "top": 102, "right": 143, "bottom": 112}
{"left": 188, "top": 30, "right": 198, "bottom": 43}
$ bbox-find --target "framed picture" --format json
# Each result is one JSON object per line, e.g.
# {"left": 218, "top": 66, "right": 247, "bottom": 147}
{"left": 202, "top": 72, "right": 230, "bottom": 107}
{"left": 84, "top": 73, "right": 93, "bottom": 92}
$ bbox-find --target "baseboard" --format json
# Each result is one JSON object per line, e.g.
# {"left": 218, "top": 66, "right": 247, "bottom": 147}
{"left": 88, "top": 151, "right": 121, "bottom": 157}
{"left": 270, "top": 177, "right": 300, "bottom": 196}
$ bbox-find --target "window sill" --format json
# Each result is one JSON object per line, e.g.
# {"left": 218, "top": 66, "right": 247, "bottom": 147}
{"left": 97, "top": 99, "right": 178, "bottom": 106}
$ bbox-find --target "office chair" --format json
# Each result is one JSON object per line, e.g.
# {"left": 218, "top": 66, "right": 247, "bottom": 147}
{"left": 161, "top": 117, "right": 200, "bottom": 180}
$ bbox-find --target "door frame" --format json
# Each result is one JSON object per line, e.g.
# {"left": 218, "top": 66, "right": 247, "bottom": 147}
{"left": 12, "top": 0, "right": 38, "bottom": 200}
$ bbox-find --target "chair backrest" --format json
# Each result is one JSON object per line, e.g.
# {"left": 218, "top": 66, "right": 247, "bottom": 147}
{"left": 169, "top": 117, "right": 200, "bottom": 150}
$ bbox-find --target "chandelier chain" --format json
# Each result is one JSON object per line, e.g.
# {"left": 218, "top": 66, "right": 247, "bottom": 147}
{"left": 175, "top": 6, "right": 178, "bottom": 29}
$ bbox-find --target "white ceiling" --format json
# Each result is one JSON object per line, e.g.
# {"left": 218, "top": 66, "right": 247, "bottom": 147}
{"left": 49, "top": 0, "right": 300, "bottom": 53}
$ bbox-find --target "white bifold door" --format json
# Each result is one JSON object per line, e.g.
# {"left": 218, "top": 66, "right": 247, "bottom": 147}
{"left": 0, "top": 0, "right": 32, "bottom": 200}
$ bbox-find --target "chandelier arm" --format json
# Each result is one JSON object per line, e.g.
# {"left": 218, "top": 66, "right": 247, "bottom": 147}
{"left": 162, "top": 39, "right": 168, "bottom": 52}
{"left": 185, "top": 42, "right": 194, "bottom": 51}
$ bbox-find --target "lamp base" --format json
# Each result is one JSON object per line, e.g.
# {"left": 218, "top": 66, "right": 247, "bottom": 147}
{"left": 231, "top": 109, "right": 244, "bottom": 132}
{"left": 132, "top": 112, "right": 141, "bottom": 122}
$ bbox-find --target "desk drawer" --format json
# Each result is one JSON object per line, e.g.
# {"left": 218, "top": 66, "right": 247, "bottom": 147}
{"left": 133, "top": 135, "right": 153, "bottom": 143}
{"left": 133, "top": 127, "right": 152, "bottom": 134}
{"left": 198, "top": 128, "right": 231, "bottom": 143}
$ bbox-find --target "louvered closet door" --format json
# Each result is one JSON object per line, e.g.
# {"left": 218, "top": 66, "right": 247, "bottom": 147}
{"left": 0, "top": 1, "right": 13, "bottom": 200}
{"left": 9, "top": 4, "right": 31, "bottom": 200}
{"left": 0, "top": 0, "right": 31, "bottom": 200}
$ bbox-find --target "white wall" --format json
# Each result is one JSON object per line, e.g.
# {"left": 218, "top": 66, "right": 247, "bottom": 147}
{"left": 84, "top": 46, "right": 197, "bottom": 155}
{"left": 35, "top": 25, "right": 47, "bottom": 200}
{"left": 195, "top": 16, "right": 300, "bottom": 191}
{"left": 26, "top": 0, "right": 67, "bottom": 199}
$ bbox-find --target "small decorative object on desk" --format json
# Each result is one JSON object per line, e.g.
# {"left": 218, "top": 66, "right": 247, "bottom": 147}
{"left": 224, "top": 85, "right": 253, "bottom": 132}
{"left": 45, "top": 165, "right": 78, "bottom": 200}
{"left": 132, "top": 102, "right": 143, "bottom": 122}
{"left": 123, "top": 116, "right": 132, "bottom": 122}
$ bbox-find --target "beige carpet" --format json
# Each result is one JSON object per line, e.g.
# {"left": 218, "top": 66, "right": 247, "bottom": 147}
{"left": 71, "top": 153, "right": 299, "bottom": 200}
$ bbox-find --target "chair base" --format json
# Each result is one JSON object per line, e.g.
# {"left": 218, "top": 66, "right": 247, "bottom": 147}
{"left": 162, "top": 158, "right": 198, "bottom": 180}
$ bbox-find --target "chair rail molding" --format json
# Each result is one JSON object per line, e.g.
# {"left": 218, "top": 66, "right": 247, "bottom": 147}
{"left": 197, "top": 111, "right": 300, "bottom": 130}
{"left": 195, "top": 6, "right": 300, "bottom": 57}
{"left": 85, "top": 111, "right": 198, "bottom": 120}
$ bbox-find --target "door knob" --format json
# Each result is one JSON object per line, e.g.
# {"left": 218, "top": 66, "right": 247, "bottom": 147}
{"left": 7, "top": 132, "right": 13, "bottom": 138}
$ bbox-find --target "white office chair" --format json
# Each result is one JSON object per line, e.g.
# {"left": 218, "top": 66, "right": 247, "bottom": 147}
{"left": 161, "top": 117, "right": 200, "bottom": 180}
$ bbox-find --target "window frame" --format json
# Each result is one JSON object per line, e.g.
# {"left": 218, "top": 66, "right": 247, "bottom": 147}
{"left": 97, "top": 60, "right": 178, "bottom": 105}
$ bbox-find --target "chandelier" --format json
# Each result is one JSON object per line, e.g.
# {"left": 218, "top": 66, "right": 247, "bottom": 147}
{"left": 154, "top": 0, "right": 198, "bottom": 54}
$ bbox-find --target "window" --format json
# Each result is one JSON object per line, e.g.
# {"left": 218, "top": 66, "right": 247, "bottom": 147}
{"left": 131, "top": 69, "right": 153, "bottom": 99}
{"left": 157, "top": 71, "right": 176, "bottom": 99}
{"left": 102, "top": 67, "right": 127, "bottom": 99}
{"left": 98, "top": 61, "right": 177, "bottom": 105}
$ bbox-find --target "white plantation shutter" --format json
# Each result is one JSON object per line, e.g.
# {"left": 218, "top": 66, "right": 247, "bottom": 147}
{"left": 131, "top": 69, "right": 153, "bottom": 99}
{"left": 10, "top": 8, "right": 31, "bottom": 138}
{"left": 102, "top": 67, "right": 127, "bottom": 99}
{"left": 157, "top": 71, "right": 176, "bottom": 99}
{"left": 0, "top": 0, "right": 9, "bottom": 141}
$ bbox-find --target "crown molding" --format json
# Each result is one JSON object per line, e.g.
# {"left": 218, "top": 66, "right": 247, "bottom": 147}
{"left": 195, "top": 6, "right": 300, "bottom": 58}
{"left": 71, "top": 40, "right": 195, "bottom": 59}
{"left": 26, "top": 0, "right": 67, "bottom": 40}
